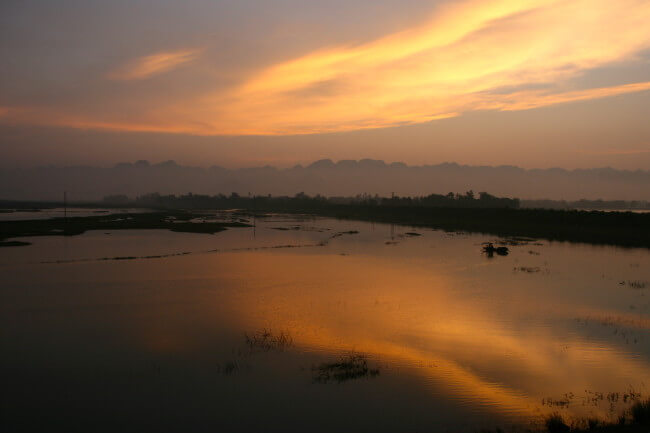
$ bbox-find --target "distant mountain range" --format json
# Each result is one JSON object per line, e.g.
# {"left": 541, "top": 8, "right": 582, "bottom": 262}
{"left": 1, "top": 159, "right": 648, "bottom": 201}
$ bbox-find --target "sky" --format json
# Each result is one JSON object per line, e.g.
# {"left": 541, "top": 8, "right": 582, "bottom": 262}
{"left": 1, "top": 0, "right": 650, "bottom": 169}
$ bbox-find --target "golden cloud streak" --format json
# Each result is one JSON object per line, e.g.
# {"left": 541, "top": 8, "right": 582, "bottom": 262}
{"left": 107, "top": 49, "right": 200, "bottom": 81}
{"left": 483, "top": 82, "right": 650, "bottom": 112}
{"left": 3, "top": 0, "right": 650, "bottom": 135}
{"left": 202, "top": 0, "right": 650, "bottom": 135}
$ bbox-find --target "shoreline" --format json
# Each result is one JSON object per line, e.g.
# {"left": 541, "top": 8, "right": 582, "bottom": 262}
{"left": 1, "top": 205, "right": 649, "bottom": 249}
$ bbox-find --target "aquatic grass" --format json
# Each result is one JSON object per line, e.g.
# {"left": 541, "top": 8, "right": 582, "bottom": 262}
{"left": 514, "top": 266, "right": 542, "bottom": 273}
{"left": 540, "top": 398, "right": 650, "bottom": 432}
{"left": 546, "top": 414, "right": 570, "bottom": 433}
{"left": 312, "top": 354, "right": 380, "bottom": 384}
{"left": 244, "top": 329, "right": 293, "bottom": 353}
{"left": 631, "top": 399, "right": 650, "bottom": 424}
{"left": 619, "top": 281, "right": 648, "bottom": 289}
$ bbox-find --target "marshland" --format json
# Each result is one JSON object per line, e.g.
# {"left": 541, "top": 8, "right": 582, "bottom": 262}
{"left": 1, "top": 207, "right": 649, "bottom": 432}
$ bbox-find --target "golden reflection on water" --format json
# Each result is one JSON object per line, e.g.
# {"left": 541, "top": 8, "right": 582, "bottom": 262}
{"left": 2, "top": 219, "right": 649, "bottom": 430}
{"left": 206, "top": 249, "right": 650, "bottom": 422}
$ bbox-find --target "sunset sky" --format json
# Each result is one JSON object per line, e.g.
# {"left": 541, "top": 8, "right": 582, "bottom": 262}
{"left": 2, "top": 0, "right": 650, "bottom": 168}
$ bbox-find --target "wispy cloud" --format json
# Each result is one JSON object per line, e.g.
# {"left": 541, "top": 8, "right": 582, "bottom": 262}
{"left": 470, "top": 81, "right": 650, "bottom": 112}
{"left": 580, "top": 147, "right": 650, "bottom": 156}
{"left": 108, "top": 49, "right": 200, "bottom": 81}
{"left": 4, "top": 0, "right": 650, "bottom": 136}
{"left": 205, "top": 0, "right": 650, "bottom": 134}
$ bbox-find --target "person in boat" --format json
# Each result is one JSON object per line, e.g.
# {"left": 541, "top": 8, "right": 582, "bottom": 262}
{"left": 482, "top": 242, "right": 509, "bottom": 255}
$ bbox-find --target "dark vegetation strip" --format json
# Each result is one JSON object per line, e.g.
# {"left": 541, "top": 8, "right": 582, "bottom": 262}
{"left": 2, "top": 192, "right": 650, "bottom": 248}
{"left": 0, "top": 211, "right": 251, "bottom": 247}
{"left": 116, "top": 192, "right": 649, "bottom": 248}
{"left": 261, "top": 206, "right": 650, "bottom": 249}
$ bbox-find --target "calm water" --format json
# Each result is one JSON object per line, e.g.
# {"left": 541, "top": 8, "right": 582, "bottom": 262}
{"left": 1, "top": 213, "right": 649, "bottom": 432}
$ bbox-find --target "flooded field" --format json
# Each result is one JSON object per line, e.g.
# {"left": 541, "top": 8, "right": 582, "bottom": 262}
{"left": 0, "top": 207, "right": 150, "bottom": 222}
{"left": 1, "top": 213, "right": 649, "bottom": 432}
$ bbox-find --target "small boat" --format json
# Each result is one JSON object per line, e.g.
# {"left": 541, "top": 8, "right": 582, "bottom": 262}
{"left": 482, "top": 243, "right": 509, "bottom": 256}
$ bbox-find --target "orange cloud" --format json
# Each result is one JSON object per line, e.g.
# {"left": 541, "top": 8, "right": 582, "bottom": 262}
{"left": 4, "top": 0, "right": 650, "bottom": 135}
{"left": 470, "top": 82, "right": 650, "bottom": 112}
{"left": 107, "top": 48, "right": 200, "bottom": 81}
{"left": 203, "top": 0, "right": 650, "bottom": 134}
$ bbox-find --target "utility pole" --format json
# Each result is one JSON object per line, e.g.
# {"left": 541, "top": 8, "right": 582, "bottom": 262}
{"left": 64, "top": 190, "right": 68, "bottom": 232}
{"left": 252, "top": 194, "right": 256, "bottom": 238}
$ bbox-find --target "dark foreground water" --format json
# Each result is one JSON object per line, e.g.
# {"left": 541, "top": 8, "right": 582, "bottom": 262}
{"left": 1, "top": 213, "right": 649, "bottom": 432}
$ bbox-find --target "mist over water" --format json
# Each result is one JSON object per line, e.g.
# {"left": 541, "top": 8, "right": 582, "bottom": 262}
{"left": 1, "top": 159, "right": 649, "bottom": 201}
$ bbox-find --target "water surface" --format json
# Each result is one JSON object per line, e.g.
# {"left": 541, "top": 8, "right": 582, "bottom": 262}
{"left": 1, "top": 213, "right": 649, "bottom": 432}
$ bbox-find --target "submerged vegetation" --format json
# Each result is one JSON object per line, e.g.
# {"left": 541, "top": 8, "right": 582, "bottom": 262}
{"left": 245, "top": 329, "right": 293, "bottom": 353}
{"left": 312, "top": 354, "right": 380, "bottom": 384}
{"left": 542, "top": 398, "right": 650, "bottom": 432}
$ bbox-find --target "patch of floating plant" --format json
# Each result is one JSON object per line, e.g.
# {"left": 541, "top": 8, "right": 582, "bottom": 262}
{"left": 528, "top": 250, "right": 541, "bottom": 255}
{"left": 188, "top": 217, "right": 242, "bottom": 224}
{"left": 445, "top": 231, "right": 470, "bottom": 237}
{"left": 513, "top": 266, "right": 550, "bottom": 274}
{"left": 298, "top": 226, "right": 331, "bottom": 232}
{"left": 254, "top": 215, "right": 315, "bottom": 223}
{"left": 244, "top": 329, "right": 293, "bottom": 353}
{"left": 576, "top": 314, "right": 650, "bottom": 330}
{"left": 619, "top": 280, "right": 648, "bottom": 289}
{"left": 542, "top": 388, "right": 643, "bottom": 413}
{"left": 497, "top": 236, "right": 542, "bottom": 246}
{"left": 318, "top": 230, "right": 360, "bottom": 246}
{"left": 575, "top": 315, "right": 647, "bottom": 345}
{"left": 215, "top": 330, "right": 294, "bottom": 377}
{"left": 395, "top": 232, "right": 422, "bottom": 238}
{"left": 312, "top": 354, "right": 380, "bottom": 384}
{"left": 330, "top": 230, "right": 359, "bottom": 238}
{"left": 270, "top": 225, "right": 330, "bottom": 232}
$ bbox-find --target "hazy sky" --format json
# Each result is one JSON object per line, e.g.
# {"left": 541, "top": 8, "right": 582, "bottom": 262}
{"left": 2, "top": 0, "right": 650, "bottom": 169}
